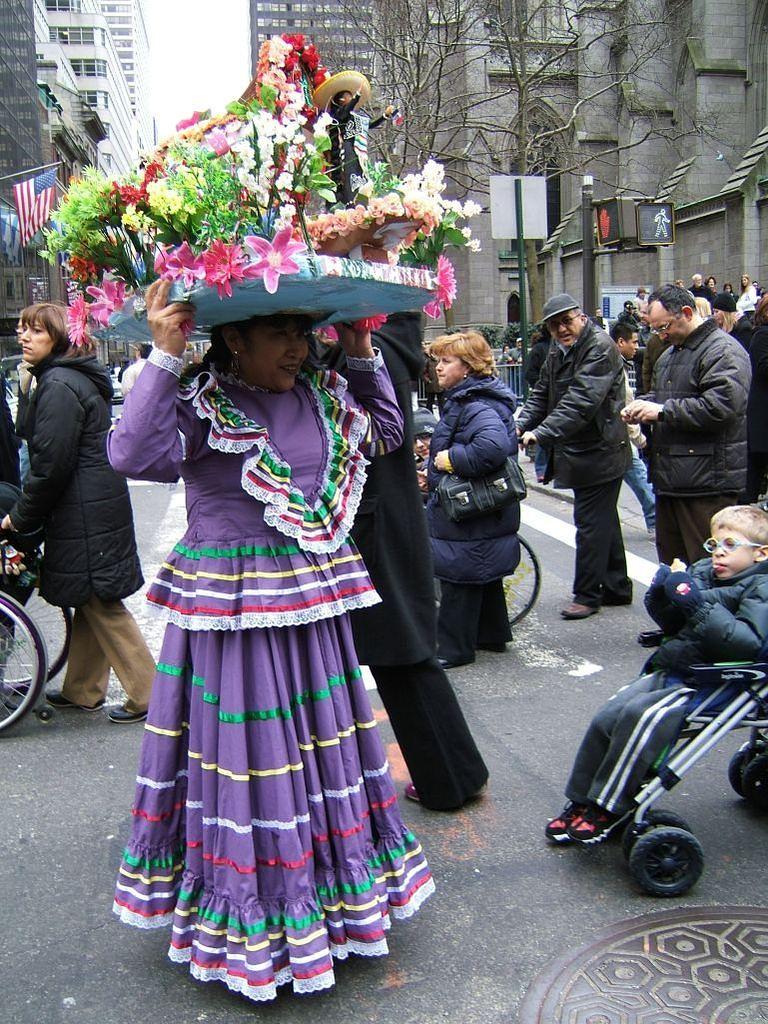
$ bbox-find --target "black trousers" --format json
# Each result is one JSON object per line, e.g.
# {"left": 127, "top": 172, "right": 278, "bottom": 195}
{"left": 436, "top": 578, "right": 512, "bottom": 665}
{"left": 745, "top": 451, "right": 768, "bottom": 504}
{"left": 371, "top": 658, "right": 489, "bottom": 810}
{"left": 572, "top": 476, "right": 631, "bottom": 608}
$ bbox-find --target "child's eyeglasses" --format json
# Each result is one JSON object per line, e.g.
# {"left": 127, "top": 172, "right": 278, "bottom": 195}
{"left": 703, "top": 536, "right": 764, "bottom": 554}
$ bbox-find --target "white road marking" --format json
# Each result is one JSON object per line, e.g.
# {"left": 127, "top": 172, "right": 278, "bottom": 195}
{"left": 520, "top": 504, "right": 657, "bottom": 586}
{"left": 568, "top": 661, "right": 603, "bottom": 677}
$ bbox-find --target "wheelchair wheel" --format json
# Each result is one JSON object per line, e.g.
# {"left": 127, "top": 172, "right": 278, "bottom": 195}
{"left": 23, "top": 590, "right": 72, "bottom": 680}
{"left": 0, "top": 593, "right": 48, "bottom": 734}
{"left": 741, "top": 753, "right": 768, "bottom": 810}
{"left": 503, "top": 535, "right": 541, "bottom": 626}
{"left": 622, "top": 809, "right": 694, "bottom": 861}
{"left": 728, "top": 745, "right": 752, "bottom": 798}
{"left": 628, "top": 826, "right": 704, "bottom": 897}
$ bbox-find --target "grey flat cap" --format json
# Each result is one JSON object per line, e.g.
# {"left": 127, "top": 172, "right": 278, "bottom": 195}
{"left": 542, "top": 292, "right": 579, "bottom": 320}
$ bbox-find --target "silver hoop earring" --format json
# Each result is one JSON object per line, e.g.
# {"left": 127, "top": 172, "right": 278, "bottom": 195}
{"left": 232, "top": 351, "right": 240, "bottom": 378}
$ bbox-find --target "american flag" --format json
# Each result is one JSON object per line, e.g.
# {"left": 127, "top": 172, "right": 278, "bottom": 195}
{"left": 13, "top": 167, "right": 57, "bottom": 247}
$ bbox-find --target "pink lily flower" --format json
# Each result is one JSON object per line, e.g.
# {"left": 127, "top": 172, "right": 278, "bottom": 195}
{"left": 85, "top": 279, "right": 127, "bottom": 327}
{"left": 243, "top": 227, "right": 307, "bottom": 295}
{"left": 203, "top": 127, "right": 231, "bottom": 156}
{"left": 424, "top": 255, "right": 457, "bottom": 319}
{"left": 67, "top": 295, "right": 90, "bottom": 348}
{"left": 200, "top": 240, "right": 252, "bottom": 299}
{"left": 175, "top": 110, "right": 206, "bottom": 131}
{"left": 155, "top": 242, "right": 206, "bottom": 289}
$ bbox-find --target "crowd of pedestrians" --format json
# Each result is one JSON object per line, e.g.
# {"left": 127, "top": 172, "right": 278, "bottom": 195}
{"left": 2, "top": 265, "right": 767, "bottom": 1007}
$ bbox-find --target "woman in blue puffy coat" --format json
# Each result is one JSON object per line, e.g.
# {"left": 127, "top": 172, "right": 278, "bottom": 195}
{"left": 427, "top": 331, "right": 521, "bottom": 668}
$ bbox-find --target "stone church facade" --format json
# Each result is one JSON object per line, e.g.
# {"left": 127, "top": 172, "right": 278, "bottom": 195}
{"left": 444, "top": 0, "right": 768, "bottom": 327}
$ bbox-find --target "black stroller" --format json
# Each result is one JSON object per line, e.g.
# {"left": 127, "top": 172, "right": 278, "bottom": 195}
{"left": 615, "top": 648, "right": 768, "bottom": 896}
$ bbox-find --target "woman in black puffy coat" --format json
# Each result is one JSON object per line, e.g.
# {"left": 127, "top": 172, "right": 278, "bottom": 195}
{"left": 2, "top": 303, "right": 154, "bottom": 722}
{"left": 427, "top": 331, "right": 520, "bottom": 668}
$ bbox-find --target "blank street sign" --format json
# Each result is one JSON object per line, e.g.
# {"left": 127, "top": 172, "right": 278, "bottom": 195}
{"left": 490, "top": 175, "right": 548, "bottom": 239}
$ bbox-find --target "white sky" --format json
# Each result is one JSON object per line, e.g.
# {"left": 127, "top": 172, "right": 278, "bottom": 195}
{"left": 146, "top": 0, "right": 252, "bottom": 140}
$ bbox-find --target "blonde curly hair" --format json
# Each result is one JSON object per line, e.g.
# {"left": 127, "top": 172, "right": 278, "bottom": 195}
{"left": 711, "top": 505, "right": 768, "bottom": 546}
{"left": 428, "top": 331, "right": 496, "bottom": 376}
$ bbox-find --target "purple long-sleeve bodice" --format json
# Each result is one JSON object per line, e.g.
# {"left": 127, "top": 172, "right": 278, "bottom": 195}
{"left": 108, "top": 350, "right": 403, "bottom": 629}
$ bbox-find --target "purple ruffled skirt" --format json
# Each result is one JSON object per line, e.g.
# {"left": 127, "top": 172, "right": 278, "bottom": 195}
{"left": 112, "top": 615, "right": 434, "bottom": 1001}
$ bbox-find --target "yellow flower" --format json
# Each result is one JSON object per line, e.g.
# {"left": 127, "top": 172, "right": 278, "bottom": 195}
{"left": 122, "top": 204, "right": 152, "bottom": 232}
{"left": 146, "top": 180, "right": 184, "bottom": 218}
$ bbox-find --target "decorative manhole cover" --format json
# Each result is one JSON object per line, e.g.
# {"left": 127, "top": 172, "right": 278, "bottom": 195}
{"left": 519, "top": 907, "right": 768, "bottom": 1023}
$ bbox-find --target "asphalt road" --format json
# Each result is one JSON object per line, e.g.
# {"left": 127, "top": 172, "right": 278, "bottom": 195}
{"left": 1, "top": 467, "right": 766, "bottom": 1024}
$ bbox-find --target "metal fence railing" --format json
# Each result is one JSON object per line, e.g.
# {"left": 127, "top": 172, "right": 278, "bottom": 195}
{"left": 416, "top": 361, "right": 525, "bottom": 406}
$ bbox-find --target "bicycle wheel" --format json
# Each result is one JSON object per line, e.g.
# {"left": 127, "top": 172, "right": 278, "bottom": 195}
{"left": 0, "top": 592, "right": 48, "bottom": 734}
{"left": 23, "top": 590, "right": 72, "bottom": 680}
{"left": 503, "top": 535, "right": 541, "bottom": 625}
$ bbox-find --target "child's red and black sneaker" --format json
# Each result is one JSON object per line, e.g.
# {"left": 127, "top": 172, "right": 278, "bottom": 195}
{"left": 566, "top": 804, "right": 620, "bottom": 844}
{"left": 545, "top": 802, "right": 587, "bottom": 843}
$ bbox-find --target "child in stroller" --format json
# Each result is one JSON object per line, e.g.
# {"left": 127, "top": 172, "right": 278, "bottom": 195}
{"left": 546, "top": 504, "right": 768, "bottom": 845}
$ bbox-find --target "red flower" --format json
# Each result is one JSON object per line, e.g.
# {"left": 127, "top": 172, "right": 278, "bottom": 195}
{"left": 68, "top": 256, "right": 98, "bottom": 283}
{"left": 141, "top": 161, "right": 163, "bottom": 187}
{"left": 283, "top": 33, "right": 306, "bottom": 48}
{"left": 110, "top": 182, "right": 147, "bottom": 208}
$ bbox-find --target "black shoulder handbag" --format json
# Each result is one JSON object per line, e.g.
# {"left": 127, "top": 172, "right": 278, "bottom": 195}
{"left": 435, "top": 408, "right": 527, "bottom": 522}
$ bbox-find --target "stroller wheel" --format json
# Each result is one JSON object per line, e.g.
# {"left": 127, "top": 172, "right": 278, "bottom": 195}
{"left": 728, "top": 745, "right": 752, "bottom": 797}
{"left": 628, "top": 826, "right": 704, "bottom": 897}
{"left": 621, "top": 809, "right": 693, "bottom": 861}
{"left": 741, "top": 753, "right": 768, "bottom": 810}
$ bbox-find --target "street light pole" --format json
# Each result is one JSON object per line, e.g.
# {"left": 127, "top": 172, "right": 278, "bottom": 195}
{"left": 514, "top": 178, "right": 529, "bottom": 388}
{"left": 581, "top": 174, "right": 595, "bottom": 314}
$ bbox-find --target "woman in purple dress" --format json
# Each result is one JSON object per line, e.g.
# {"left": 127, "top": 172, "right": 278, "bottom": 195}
{"left": 109, "top": 280, "right": 434, "bottom": 1002}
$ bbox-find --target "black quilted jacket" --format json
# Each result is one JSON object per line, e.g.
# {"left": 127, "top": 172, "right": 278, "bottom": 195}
{"left": 10, "top": 355, "right": 143, "bottom": 607}
{"left": 646, "top": 319, "right": 751, "bottom": 497}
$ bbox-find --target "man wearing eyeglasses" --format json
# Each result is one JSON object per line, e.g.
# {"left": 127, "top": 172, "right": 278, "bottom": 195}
{"left": 517, "top": 292, "right": 632, "bottom": 620}
{"left": 622, "top": 283, "right": 751, "bottom": 565}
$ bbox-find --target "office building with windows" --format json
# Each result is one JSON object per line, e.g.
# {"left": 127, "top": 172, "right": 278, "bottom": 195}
{"left": 0, "top": 0, "right": 52, "bottom": 335}
{"left": 98, "top": 0, "right": 153, "bottom": 153}
{"left": 248, "top": 0, "right": 367, "bottom": 73}
{"left": 40, "top": 0, "right": 137, "bottom": 173}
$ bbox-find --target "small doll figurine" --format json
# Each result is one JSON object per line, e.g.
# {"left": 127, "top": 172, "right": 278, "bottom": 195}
{"left": 314, "top": 71, "right": 400, "bottom": 207}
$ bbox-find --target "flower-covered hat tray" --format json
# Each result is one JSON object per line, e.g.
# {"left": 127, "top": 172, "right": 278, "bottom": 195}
{"left": 105, "top": 256, "right": 436, "bottom": 342}
{"left": 43, "top": 33, "right": 480, "bottom": 345}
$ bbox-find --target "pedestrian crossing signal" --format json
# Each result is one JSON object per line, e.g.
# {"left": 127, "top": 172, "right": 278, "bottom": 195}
{"left": 594, "top": 198, "right": 636, "bottom": 246}
{"left": 636, "top": 203, "right": 675, "bottom": 245}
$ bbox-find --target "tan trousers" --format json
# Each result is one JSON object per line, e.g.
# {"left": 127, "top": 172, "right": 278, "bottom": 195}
{"left": 60, "top": 594, "right": 155, "bottom": 711}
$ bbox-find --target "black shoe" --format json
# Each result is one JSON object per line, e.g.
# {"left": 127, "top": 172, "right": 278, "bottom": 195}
{"left": 438, "top": 658, "right": 473, "bottom": 670}
{"left": 602, "top": 591, "right": 633, "bottom": 607}
{"left": 107, "top": 705, "right": 148, "bottom": 724}
{"left": 477, "top": 643, "right": 507, "bottom": 653}
{"left": 46, "top": 690, "right": 105, "bottom": 712}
